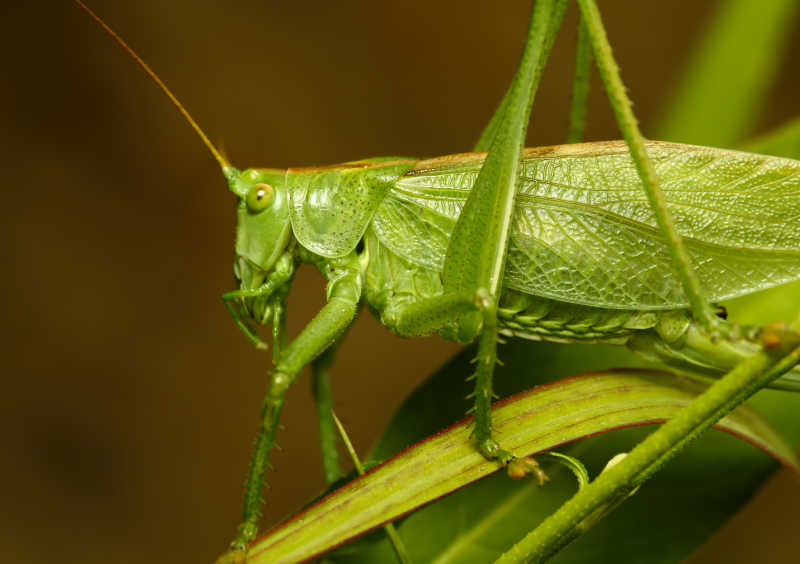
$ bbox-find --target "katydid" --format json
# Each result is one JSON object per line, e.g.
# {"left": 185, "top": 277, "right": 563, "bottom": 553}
{"left": 74, "top": 0, "right": 800, "bottom": 560}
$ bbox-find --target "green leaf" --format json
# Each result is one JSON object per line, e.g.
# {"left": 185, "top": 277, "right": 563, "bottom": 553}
{"left": 246, "top": 368, "right": 796, "bottom": 563}
{"left": 654, "top": 0, "right": 798, "bottom": 147}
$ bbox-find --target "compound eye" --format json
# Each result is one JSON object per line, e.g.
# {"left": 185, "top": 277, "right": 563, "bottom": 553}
{"left": 245, "top": 183, "right": 275, "bottom": 213}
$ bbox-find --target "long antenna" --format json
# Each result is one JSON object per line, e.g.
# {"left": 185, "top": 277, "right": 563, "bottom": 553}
{"left": 74, "top": 0, "right": 231, "bottom": 171}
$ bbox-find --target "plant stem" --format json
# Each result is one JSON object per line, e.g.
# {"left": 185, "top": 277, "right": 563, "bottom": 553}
{"left": 576, "top": 0, "right": 716, "bottom": 330}
{"left": 494, "top": 332, "right": 800, "bottom": 563}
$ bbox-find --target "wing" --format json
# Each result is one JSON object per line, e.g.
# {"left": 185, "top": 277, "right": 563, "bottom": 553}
{"left": 371, "top": 141, "right": 800, "bottom": 310}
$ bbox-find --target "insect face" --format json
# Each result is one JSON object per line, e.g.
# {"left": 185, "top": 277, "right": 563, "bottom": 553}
{"left": 229, "top": 168, "right": 292, "bottom": 293}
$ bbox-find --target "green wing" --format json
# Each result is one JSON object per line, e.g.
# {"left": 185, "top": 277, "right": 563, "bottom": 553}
{"left": 371, "top": 141, "right": 800, "bottom": 310}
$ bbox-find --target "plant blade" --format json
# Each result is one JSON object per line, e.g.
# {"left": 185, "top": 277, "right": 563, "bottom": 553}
{"left": 246, "top": 370, "right": 796, "bottom": 563}
{"left": 654, "top": 0, "right": 798, "bottom": 147}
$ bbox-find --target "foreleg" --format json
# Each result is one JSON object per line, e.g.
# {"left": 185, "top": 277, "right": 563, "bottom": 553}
{"left": 226, "top": 256, "right": 361, "bottom": 555}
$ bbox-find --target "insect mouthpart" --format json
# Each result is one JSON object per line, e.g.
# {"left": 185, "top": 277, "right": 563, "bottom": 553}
{"left": 234, "top": 255, "right": 267, "bottom": 290}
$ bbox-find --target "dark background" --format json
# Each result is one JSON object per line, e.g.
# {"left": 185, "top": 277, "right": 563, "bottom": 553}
{"left": 2, "top": 1, "right": 799, "bottom": 562}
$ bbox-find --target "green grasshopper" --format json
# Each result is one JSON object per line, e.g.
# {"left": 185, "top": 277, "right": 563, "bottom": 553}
{"left": 76, "top": 0, "right": 800, "bottom": 560}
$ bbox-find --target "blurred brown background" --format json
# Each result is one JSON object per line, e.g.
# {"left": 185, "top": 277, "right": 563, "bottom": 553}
{"left": 1, "top": 1, "right": 799, "bottom": 562}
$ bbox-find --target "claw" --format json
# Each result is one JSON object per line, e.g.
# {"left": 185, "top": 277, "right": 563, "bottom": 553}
{"left": 477, "top": 438, "right": 514, "bottom": 465}
{"left": 507, "top": 457, "right": 549, "bottom": 486}
{"left": 761, "top": 323, "right": 786, "bottom": 349}
{"left": 759, "top": 322, "right": 800, "bottom": 354}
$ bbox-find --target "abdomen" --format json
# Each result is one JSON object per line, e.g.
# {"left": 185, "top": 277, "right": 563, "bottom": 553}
{"left": 363, "top": 227, "right": 664, "bottom": 345}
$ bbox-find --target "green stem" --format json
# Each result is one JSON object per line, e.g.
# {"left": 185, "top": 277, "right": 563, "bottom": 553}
{"left": 494, "top": 337, "right": 800, "bottom": 563}
{"left": 566, "top": 15, "right": 591, "bottom": 144}
{"left": 576, "top": 0, "right": 716, "bottom": 330}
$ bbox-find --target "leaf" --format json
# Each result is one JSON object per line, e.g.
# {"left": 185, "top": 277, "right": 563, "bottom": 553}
{"left": 246, "top": 369, "right": 796, "bottom": 563}
{"left": 654, "top": 0, "right": 798, "bottom": 147}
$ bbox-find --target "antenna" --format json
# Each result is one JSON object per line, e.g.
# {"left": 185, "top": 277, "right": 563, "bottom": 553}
{"left": 74, "top": 0, "right": 232, "bottom": 171}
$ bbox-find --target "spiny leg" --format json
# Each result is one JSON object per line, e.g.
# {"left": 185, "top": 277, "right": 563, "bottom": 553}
{"left": 221, "top": 262, "right": 361, "bottom": 560}
{"left": 443, "top": 0, "right": 566, "bottom": 464}
{"left": 471, "top": 295, "right": 511, "bottom": 462}
{"left": 391, "top": 292, "right": 547, "bottom": 476}
{"left": 231, "top": 367, "right": 292, "bottom": 551}
{"left": 470, "top": 296, "right": 561, "bottom": 486}
{"left": 575, "top": 0, "right": 716, "bottom": 330}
